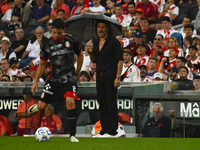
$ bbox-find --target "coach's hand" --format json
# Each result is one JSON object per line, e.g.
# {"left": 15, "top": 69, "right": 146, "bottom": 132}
{"left": 31, "top": 81, "right": 38, "bottom": 95}
{"left": 114, "top": 78, "right": 120, "bottom": 88}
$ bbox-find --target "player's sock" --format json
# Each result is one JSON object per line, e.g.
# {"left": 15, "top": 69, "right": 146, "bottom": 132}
{"left": 28, "top": 104, "right": 39, "bottom": 114}
{"left": 66, "top": 109, "right": 77, "bottom": 137}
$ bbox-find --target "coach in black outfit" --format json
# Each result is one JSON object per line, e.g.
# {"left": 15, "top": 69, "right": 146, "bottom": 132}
{"left": 89, "top": 20, "right": 124, "bottom": 137}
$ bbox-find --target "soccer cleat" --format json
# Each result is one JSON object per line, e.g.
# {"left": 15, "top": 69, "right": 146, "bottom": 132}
{"left": 28, "top": 104, "right": 38, "bottom": 114}
{"left": 70, "top": 136, "right": 79, "bottom": 142}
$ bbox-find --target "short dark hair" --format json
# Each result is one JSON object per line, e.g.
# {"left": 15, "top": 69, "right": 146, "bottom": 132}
{"left": 2, "top": 75, "right": 10, "bottom": 81}
{"left": 24, "top": 76, "right": 33, "bottom": 82}
{"left": 140, "top": 17, "right": 149, "bottom": 24}
{"left": 7, "top": 0, "right": 14, "bottom": 3}
{"left": 161, "top": 16, "right": 170, "bottom": 22}
{"left": 12, "top": 11, "right": 21, "bottom": 18}
{"left": 179, "top": 66, "right": 189, "bottom": 73}
{"left": 185, "top": 36, "right": 193, "bottom": 45}
{"left": 23, "top": 88, "right": 32, "bottom": 96}
{"left": 176, "top": 57, "right": 187, "bottom": 64}
{"left": 52, "top": 18, "right": 66, "bottom": 29}
{"left": 57, "top": 9, "right": 65, "bottom": 14}
{"left": 149, "top": 57, "right": 157, "bottom": 64}
{"left": 1, "top": 58, "right": 9, "bottom": 63}
{"left": 185, "top": 24, "right": 194, "bottom": 31}
{"left": 127, "top": 1, "right": 135, "bottom": 7}
{"left": 14, "top": 76, "right": 23, "bottom": 82}
{"left": 95, "top": 19, "right": 113, "bottom": 36}
{"left": 15, "top": 27, "right": 24, "bottom": 32}
{"left": 157, "top": 34, "right": 164, "bottom": 40}
{"left": 114, "top": 3, "right": 122, "bottom": 8}
{"left": 183, "top": 16, "right": 191, "bottom": 22}
{"left": 193, "top": 75, "right": 200, "bottom": 80}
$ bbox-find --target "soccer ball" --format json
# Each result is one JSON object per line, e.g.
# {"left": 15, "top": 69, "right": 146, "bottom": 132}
{"left": 35, "top": 127, "right": 52, "bottom": 142}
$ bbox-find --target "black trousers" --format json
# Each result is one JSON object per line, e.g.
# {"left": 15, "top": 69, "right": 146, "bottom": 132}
{"left": 96, "top": 70, "right": 118, "bottom": 135}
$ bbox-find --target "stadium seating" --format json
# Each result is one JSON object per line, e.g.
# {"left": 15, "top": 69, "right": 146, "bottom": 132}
{"left": 25, "top": 21, "right": 43, "bottom": 34}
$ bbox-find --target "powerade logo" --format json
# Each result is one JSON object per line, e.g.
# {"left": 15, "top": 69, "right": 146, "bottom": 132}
{"left": 0, "top": 99, "right": 23, "bottom": 110}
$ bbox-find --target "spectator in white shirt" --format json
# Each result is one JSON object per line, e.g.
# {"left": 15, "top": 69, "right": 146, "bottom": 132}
{"left": 1, "top": 0, "right": 15, "bottom": 23}
{"left": 81, "top": 0, "right": 106, "bottom": 13}
{"left": 19, "top": 26, "right": 46, "bottom": 68}
{"left": 44, "top": 19, "right": 53, "bottom": 38}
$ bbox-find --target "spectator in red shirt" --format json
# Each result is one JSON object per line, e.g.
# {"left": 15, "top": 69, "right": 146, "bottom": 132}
{"left": 70, "top": 0, "right": 88, "bottom": 15}
{"left": 41, "top": 104, "right": 63, "bottom": 134}
{"left": 0, "top": 0, "right": 10, "bottom": 14}
{"left": 50, "top": 0, "right": 70, "bottom": 20}
{"left": 0, "top": 113, "right": 13, "bottom": 136}
{"left": 14, "top": 88, "right": 41, "bottom": 136}
{"left": 135, "top": 0, "right": 158, "bottom": 24}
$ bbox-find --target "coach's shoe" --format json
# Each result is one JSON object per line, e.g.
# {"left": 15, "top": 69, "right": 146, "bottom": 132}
{"left": 28, "top": 104, "right": 39, "bottom": 114}
{"left": 70, "top": 136, "right": 79, "bottom": 142}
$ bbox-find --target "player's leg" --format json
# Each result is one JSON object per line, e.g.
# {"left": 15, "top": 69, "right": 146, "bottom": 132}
{"left": 28, "top": 100, "right": 48, "bottom": 114}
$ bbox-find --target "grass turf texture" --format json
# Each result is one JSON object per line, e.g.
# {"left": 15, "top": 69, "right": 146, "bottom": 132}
{"left": 0, "top": 137, "right": 199, "bottom": 150}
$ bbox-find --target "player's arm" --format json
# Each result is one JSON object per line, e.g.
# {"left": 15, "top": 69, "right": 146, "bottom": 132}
{"left": 77, "top": 50, "right": 83, "bottom": 80}
{"left": 1, "top": 131, "right": 8, "bottom": 136}
{"left": 14, "top": 112, "right": 33, "bottom": 120}
{"left": 32, "top": 60, "right": 47, "bottom": 94}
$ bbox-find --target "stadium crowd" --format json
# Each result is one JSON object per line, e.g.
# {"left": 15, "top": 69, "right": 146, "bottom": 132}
{"left": 0, "top": 0, "right": 200, "bottom": 136}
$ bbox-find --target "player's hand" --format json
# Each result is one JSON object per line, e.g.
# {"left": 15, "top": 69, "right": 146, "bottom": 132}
{"left": 114, "top": 78, "right": 120, "bottom": 88}
{"left": 161, "top": 57, "right": 167, "bottom": 62}
{"left": 164, "top": 4, "right": 169, "bottom": 10}
{"left": 31, "top": 81, "right": 38, "bottom": 95}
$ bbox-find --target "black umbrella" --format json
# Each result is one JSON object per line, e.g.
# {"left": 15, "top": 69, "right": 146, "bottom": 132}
{"left": 65, "top": 12, "right": 122, "bottom": 41}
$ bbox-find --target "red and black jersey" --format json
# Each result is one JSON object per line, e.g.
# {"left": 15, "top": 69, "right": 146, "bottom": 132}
{"left": 40, "top": 34, "right": 81, "bottom": 83}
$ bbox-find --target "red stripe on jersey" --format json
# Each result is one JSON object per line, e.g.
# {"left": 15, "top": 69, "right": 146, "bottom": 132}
{"left": 52, "top": 33, "right": 67, "bottom": 42}
{"left": 48, "top": 63, "right": 53, "bottom": 80}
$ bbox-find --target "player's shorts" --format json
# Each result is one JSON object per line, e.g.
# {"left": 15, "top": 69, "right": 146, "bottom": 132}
{"left": 40, "top": 80, "right": 80, "bottom": 104}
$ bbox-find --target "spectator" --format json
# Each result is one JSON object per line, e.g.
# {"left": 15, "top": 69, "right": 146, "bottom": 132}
{"left": 160, "top": 66, "right": 179, "bottom": 81}
{"left": 168, "top": 81, "right": 178, "bottom": 90}
{"left": 13, "top": 0, "right": 32, "bottom": 26}
{"left": 149, "top": 0, "right": 165, "bottom": 13}
{"left": 147, "top": 57, "right": 158, "bottom": 76}
{"left": 156, "top": 17, "right": 176, "bottom": 45}
{"left": 122, "top": 0, "right": 131, "bottom": 15}
{"left": 0, "top": 113, "right": 13, "bottom": 136}
{"left": 8, "top": 11, "right": 22, "bottom": 35}
{"left": 0, "top": 0, "right": 10, "bottom": 14}
{"left": 70, "top": 0, "right": 88, "bottom": 15}
{"left": 14, "top": 88, "right": 41, "bottom": 136}
{"left": 158, "top": 0, "right": 179, "bottom": 22}
{"left": 184, "top": 24, "right": 195, "bottom": 38}
{"left": 152, "top": 72, "right": 163, "bottom": 81}
{"left": 139, "top": 17, "right": 157, "bottom": 47}
{"left": 9, "top": 57, "right": 25, "bottom": 81}
{"left": 91, "top": 120, "right": 126, "bottom": 138}
{"left": 90, "top": 71, "right": 96, "bottom": 82}
{"left": 125, "top": 1, "right": 136, "bottom": 32}
{"left": 0, "top": 58, "right": 12, "bottom": 77}
{"left": 174, "top": 66, "right": 194, "bottom": 90}
{"left": 191, "top": 75, "right": 200, "bottom": 91}
{"left": 0, "top": 74, "right": 11, "bottom": 82}
{"left": 1, "top": 0, "right": 15, "bottom": 23}
{"left": 56, "top": 9, "right": 66, "bottom": 21}
{"left": 19, "top": 26, "right": 46, "bottom": 68}
{"left": 121, "top": 49, "right": 141, "bottom": 82}
{"left": 0, "top": 31, "right": 6, "bottom": 42}
{"left": 50, "top": 0, "right": 70, "bottom": 20}
{"left": 150, "top": 34, "right": 164, "bottom": 58}
{"left": 178, "top": 16, "right": 197, "bottom": 39}
{"left": 116, "top": 35, "right": 129, "bottom": 48}
{"left": 138, "top": 64, "right": 152, "bottom": 82}
{"left": 186, "top": 45, "right": 200, "bottom": 74}
{"left": 159, "top": 46, "right": 178, "bottom": 73}
{"left": 0, "top": 37, "right": 17, "bottom": 61}
{"left": 0, "top": 67, "right": 4, "bottom": 80}
{"left": 133, "top": 43, "right": 150, "bottom": 67}
{"left": 10, "top": 27, "right": 29, "bottom": 59}
{"left": 192, "top": 35, "right": 200, "bottom": 47}
{"left": 140, "top": 102, "right": 178, "bottom": 137}
{"left": 23, "top": 75, "right": 33, "bottom": 82}
{"left": 105, "top": 0, "right": 116, "bottom": 16}
{"left": 81, "top": 0, "right": 106, "bottom": 13}
{"left": 184, "top": 36, "right": 193, "bottom": 56}
{"left": 135, "top": 0, "right": 158, "bottom": 24}
{"left": 164, "top": 36, "right": 184, "bottom": 57}
{"left": 111, "top": 4, "right": 127, "bottom": 34}
{"left": 126, "top": 30, "right": 151, "bottom": 56}
{"left": 79, "top": 71, "right": 90, "bottom": 82}
{"left": 44, "top": 20, "right": 53, "bottom": 38}
{"left": 85, "top": 61, "right": 96, "bottom": 79}
{"left": 32, "top": 0, "right": 51, "bottom": 23}
{"left": 14, "top": 76, "right": 23, "bottom": 82}
{"left": 41, "top": 104, "right": 63, "bottom": 134}
{"left": 28, "top": 65, "right": 44, "bottom": 82}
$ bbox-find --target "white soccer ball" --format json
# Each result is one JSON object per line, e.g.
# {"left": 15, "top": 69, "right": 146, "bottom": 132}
{"left": 35, "top": 127, "right": 52, "bottom": 142}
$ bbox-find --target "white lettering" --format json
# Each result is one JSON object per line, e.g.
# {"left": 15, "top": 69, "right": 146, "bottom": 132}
{"left": 118, "top": 100, "right": 123, "bottom": 109}
{"left": 180, "top": 103, "right": 192, "bottom": 117}
{"left": 88, "top": 100, "right": 95, "bottom": 110}
{"left": 4, "top": 100, "right": 12, "bottom": 109}
{"left": 82, "top": 100, "right": 88, "bottom": 110}
{"left": 0, "top": 99, "right": 24, "bottom": 110}
{"left": 192, "top": 103, "right": 199, "bottom": 117}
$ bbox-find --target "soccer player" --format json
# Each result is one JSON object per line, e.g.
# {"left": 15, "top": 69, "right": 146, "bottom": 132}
{"left": 28, "top": 18, "right": 83, "bottom": 142}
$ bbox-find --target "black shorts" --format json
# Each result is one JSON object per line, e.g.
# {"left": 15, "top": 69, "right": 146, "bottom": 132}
{"left": 40, "top": 81, "right": 79, "bottom": 104}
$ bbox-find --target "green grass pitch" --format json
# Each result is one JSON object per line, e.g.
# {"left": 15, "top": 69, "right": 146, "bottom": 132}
{"left": 0, "top": 137, "right": 199, "bottom": 150}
